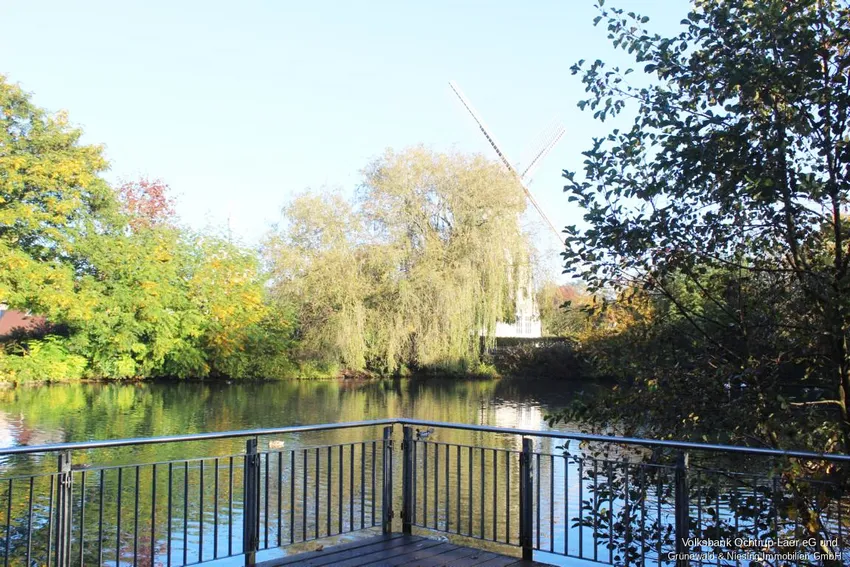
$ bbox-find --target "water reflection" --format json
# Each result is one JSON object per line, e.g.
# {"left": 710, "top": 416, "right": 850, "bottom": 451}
{"left": 0, "top": 378, "right": 602, "bottom": 565}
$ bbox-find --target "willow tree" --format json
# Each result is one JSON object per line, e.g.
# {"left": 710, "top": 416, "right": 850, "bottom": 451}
{"left": 360, "top": 147, "right": 530, "bottom": 371}
{"left": 265, "top": 147, "right": 533, "bottom": 374}
{"left": 264, "top": 191, "right": 370, "bottom": 370}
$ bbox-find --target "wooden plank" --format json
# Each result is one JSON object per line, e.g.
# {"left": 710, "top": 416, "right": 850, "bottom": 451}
{"left": 470, "top": 555, "right": 530, "bottom": 567}
{"left": 305, "top": 536, "right": 444, "bottom": 567}
{"left": 394, "top": 543, "right": 483, "bottom": 567}
{"left": 258, "top": 533, "right": 557, "bottom": 567}
{"left": 279, "top": 535, "right": 425, "bottom": 567}
{"left": 369, "top": 542, "right": 462, "bottom": 567}
{"left": 259, "top": 533, "right": 407, "bottom": 566}
{"left": 448, "top": 551, "right": 504, "bottom": 566}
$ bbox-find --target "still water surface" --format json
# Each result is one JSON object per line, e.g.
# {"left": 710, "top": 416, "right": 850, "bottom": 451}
{"left": 0, "top": 378, "right": 594, "bottom": 458}
{"left": 0, "top": 378, "right": 605, "bottom": 565}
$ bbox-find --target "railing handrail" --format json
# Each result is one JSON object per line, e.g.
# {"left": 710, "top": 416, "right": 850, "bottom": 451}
{"left": 0, "top": 419, "right": 397, "bottom": 456}
{"left": 2, "top": 416, "right": 850, "bottom": 463}
{"left": 399, "top": 418, "right": 850, "bottom": 462}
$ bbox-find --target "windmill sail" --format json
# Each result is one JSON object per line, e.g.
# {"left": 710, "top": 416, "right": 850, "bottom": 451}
{"left": 448, "top": 81, "right": 563, "bottom": 244}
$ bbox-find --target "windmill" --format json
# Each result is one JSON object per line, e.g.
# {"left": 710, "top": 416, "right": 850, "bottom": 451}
{"left": 448, "top": 80, "right": 565, "bottom": 337}
{"left": 448, "top": 81, "right": 564, "bottom": 244}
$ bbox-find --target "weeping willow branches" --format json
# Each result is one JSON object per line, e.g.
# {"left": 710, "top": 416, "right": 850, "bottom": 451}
{"left": 263, "top": 147, "right": 533, "bottom": 374}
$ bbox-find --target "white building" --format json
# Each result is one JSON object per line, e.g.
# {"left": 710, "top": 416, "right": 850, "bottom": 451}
{"left": 494, "top": 263, "right": 542, "bottom": 338}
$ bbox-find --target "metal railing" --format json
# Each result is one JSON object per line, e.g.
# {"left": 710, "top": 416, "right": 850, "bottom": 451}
{"left": 1, "top": 418, "right": 849, "bottom": 566}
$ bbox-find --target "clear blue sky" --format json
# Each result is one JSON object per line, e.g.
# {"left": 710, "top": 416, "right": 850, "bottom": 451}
{"left": 2, "top": 0, "right": 689, "bottom": 278}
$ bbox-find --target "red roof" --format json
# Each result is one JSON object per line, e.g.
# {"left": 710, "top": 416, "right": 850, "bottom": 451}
{"left": 0, "top": 309, "right": 48, "bottom": 338}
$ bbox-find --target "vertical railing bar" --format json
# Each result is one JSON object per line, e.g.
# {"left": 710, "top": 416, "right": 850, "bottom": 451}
{"left": 506, "top": 450, "right": 511, "bottom": 544}
{"left": 446, "top": 444, "right": 451, "bottom": 532}
{"left": 198, "top": 459, "right": 204, "bottom": 561}
{"left": 264, "top": 454, "right": 270, "bottom": 549}
{"left": 520, "top": 438, "right": 534, "bottom": 561}
{"left": 47, "top": 475, "right": 54, "bottom": 567}
{"left": 349, "top": 444, "right": 354, "bottom": 532}
{"left": 673, "top": 451, "right": 692, "bottom": 567}
{"left": 468, "top": 446, "right": 473, "bottom": 537}
{"left": 792, "top": 481, "right": 799, "bottom": 539}
{"left": 771, "top": 475, "right": 779, "bottom": 542}
{"left": 480, "top": 446, "right": 485, "bottom": 540}
{"left": 578, "top": 458, "right": 584, "bottom": 559}
{"left": 327, "top": 446, "right": 332, "bottom": 537}
{"left": 716, "top": 474, "right": 723, "bottom": 567}
{"left": 360, "top": 443, "right": 365, "bottom": 530}
{"left": 302, "top": 449, "right": 307, "bottom": 542}
{"left": 228, "top": 457, "right": 233, "bottom": 556}
{"left": 623, "top": 462, "right": 630, "bottom": 567}
{"left": 213, "top": 458, "right": 219, "bottom": 559}
{"left": 337, "top": 445, "right": 342, "bottom": 535}
{"left": 434, "top": 443, "right": 439, "bottom": 531}
{"left": 244, "top": 439, "right": 260, "bottom": 565}
{"left": 382, "top": 426, "right": 394, "bottom": 535}
{"left": 117, "top": 468, "right": 124, "bottom": 567}
{"left": 593, "top": 458, "right": 598, "bottom": 563}
{"left": 413, "top": 440, "right": 418, "bottom": 526}
{"left": 456, "top": 444, "right": 461, "bottom": 536}
{"left": 4, "top": 479, "right": 11, "bottom": 567}
{"left": 550, "top": 454, "right": 555, "bottom": 553}
{"left": 167, "top": 464, "right": 172, "bottom": 567}
{"left": 290, "top": 450, "right": 296, "bottom": 543}
{"left": 26, "top": 477, "right": 34, "bottom": 566}
{"left": 78, "top": 470, "right": 87, "bottom": 567}
{"left": 696, "top": 470, "right": 702, "bottom": 559}
{"left": 182, "top": 462, "right": 188, "bottom": 567}
{"left": 400, "top": 425, "right": 416, "bottom": 534}
{"left": 134, "top": 465, "right": 140, "bottom": 567}
{"left": 58, "top": 452, "right": 72, "bottom": 567}
{"left": 315, "top": 448, "right": 320, "bottom": 540}
{"left": 733, "top": 483, "right": 740, "bottom": 567}
{"left": 608, "top": 460, "right": 614, "bottom": 564}
{"left": 371, "top": 441, "right": 376, "bottom": 527}
{"left": 278, "top": 451, "right": 284, "bottom": 546}
{"left": 838, "top": 490, "right": 844, "bottom": 556}
{"left": 424, "top": 443, "right": 428, "bottom": 527}
{"left": 564, "top": 454, "right": 569, "bottom": 556}
{"left": 150, "top": 465, "right": 157, "bottom": 567}
{"left": 640, "top": 465, "right": 646, "bottom": 567}
{"left": 492, "top": 448, "right": 497, "bottom": 542}
{"left": 401, "top": 427, "right": 412, "bottom": 534}
{"left": 656, "top": 468, "right": 662, "bottom": 567}
{"left": 536, "top": 453, "right": 541, "bottom": 551}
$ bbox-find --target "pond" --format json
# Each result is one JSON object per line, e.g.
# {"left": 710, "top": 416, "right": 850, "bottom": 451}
{"left": 0, "top": 377, "right": 595, "bottom": 453}
{"left": 0, "top": 377, "right": 607, "bottom": 566}
{"left": 1, "top": 379, "right": 843, "bottom": 566}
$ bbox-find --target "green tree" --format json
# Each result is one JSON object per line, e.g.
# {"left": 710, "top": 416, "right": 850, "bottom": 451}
{"left": 264, "top": 147, "right": 534, "bottom": 375}
{"left": 0, "top": 75, "right": 114, "bottom": 324}
{"left": 562, "top": 0, "right": 850, "bottom": 452}
{"left": 536, "top": 283, "right": 591, "bottom": 337}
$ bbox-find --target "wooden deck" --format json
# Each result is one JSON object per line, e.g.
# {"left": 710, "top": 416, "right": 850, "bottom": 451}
{"left": 259, "top": 533, "right": 554, "bottom": 567}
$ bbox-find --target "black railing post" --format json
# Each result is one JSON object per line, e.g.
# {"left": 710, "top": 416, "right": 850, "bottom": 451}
{"left": 674, "top": 451, "right": 690, "bottom": 567}
{"left": 382, "top": 425, "right": 394, "bottom": 534}
{"left": 243, "top": 438, "right": 260, "bottom": 566}
{"left": 519, "top": 437, "right": 534, "bottom": 560}
{"left": 401, "top": 426, "right": 414, "bottom": 534}
{"left": 55, "top": 450, "right": 73, "bottom": 567}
